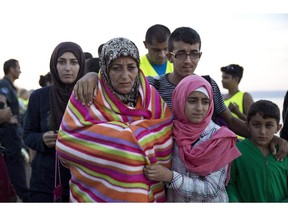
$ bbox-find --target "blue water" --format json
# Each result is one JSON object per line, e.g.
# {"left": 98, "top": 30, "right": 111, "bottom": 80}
{"left": 251, "top": 90, "right": 286, "bottom": 121}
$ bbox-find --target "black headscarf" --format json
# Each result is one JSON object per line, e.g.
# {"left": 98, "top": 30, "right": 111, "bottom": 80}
{"left": 49, "top": 41, "right": 86, "bottom": 130}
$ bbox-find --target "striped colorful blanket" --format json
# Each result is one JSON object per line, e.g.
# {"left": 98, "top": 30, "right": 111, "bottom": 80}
{"left": 56, "top": 71, "right": 173, "bottom": 202}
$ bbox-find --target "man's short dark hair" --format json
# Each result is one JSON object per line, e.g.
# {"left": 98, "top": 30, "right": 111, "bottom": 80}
{"left": 84, "top": 52, "right": 93, "bottom": 60}
{"left": 247, "top": 100, "right": 280, "bottom": 124}
{"left": 86, "top": 58, "right": 100, "bottom": 73}
{"left": 221, "top": 64, "right": 244, "bottom": 83}
{"left": 168, "top": 27, "right": 201, "bottom": 52}
{"left": 3, "top": 59, "right": 18, "bottom": 75}
{"left": 145, "top": 24, "right": 170, "bottom": 44}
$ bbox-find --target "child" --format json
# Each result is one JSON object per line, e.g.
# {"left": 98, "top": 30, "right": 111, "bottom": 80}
{"left": 144, "top": 75, "right": 241, "bottom": 202}
{"left": 227, "top": 100, "right": 288, "bottom": 202}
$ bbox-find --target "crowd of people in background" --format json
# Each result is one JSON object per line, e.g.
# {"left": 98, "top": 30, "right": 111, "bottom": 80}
{"left": 0, "top": 24, "right": 287, "bottom": 203}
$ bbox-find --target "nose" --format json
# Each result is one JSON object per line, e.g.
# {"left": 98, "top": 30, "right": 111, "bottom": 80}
{"left": 158, "top": 50, "right": 166, "bottom": 58}
{"left": 65, "top": 63, "right": 71, "bottom": 71}
{"left": 259, "top": 126, "right": 266, "bottom": 135}
{"left": 120, "top": 67, "right": 130, "bottom": 78}
{"left": 195, "top": 102, "right": 203, "bottom": 110}
{"left": 183, "top": 54, "right": 192, "bottom": 63}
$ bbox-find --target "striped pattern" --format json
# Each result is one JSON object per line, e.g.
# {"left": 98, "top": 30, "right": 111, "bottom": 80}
{"left": 56, "top": 71, "right": 173, "bottom": 202}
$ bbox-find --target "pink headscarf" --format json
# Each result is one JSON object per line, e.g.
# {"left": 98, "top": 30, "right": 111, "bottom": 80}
{"left": 172, "top": 75, "right": 240, "bottom": 183}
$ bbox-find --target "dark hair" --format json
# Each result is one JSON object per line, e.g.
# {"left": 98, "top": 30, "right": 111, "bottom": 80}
{"left": 84, "top": 52, "right": 93, "bottom": 60}
{"left": 98, "top": 44, "right": 104, "bottom": 57}
{"left": 3, "top": 59, "right": 18, "bottom": 75}
{"left": 221, "top": 64, "right": 244, "bottom": 83}
{"left": 168, "top": 27, "right": 201, "bottom": 52}
{"left": 39, "top": 72, "right": 52, "bottom": 87}
{"left": 247, "top": 100, "right": 280, "bottom": 124}
{"left": 145, "top": 24, "right": 170, "bottom": 44}
{"left": 86, "top": 57, "right": 100, "bottom": 73}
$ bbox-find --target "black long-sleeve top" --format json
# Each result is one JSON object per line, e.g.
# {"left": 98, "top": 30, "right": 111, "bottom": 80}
{"left": 23, "top": 86, "right": 70, "bottom": 200}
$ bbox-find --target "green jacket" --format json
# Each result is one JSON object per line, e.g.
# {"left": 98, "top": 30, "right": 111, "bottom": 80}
{"left": 227, "top": 138, "right": 288, "bottom": 202}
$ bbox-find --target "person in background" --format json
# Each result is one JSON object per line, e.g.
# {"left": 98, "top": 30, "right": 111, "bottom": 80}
{"left": 0, "top": 94, "right": 17, "bottom": 202}
{"left": 144, "top": 75, "right": 241, "bottom": 202}
{"left": 220, "top": 64, "right": 254, "bottom": 140}
{"left": 39, "top": 72, "right": 52, "bottom": 87}
{"left": 227, "top": 100, "right": 288, "bottom": 202}
{"left": 0, "top": 59, "right": 30, "bottom": 202}
{"left": 280, "top": 91, "right": 288, "bottom": 141}
{"left": 85, "top": 57, "right": 100, "bottom": 73}
{"left": 56, "top": 37, "right": 173, "bottom": 202}
{"left": 140, "top": 24, "right": 173, "bottom": 76}
{"left": 73, "top": 26, "right": 288, "bottom": 161}
{"left": 84, "top": 52, "right": 93, "bottom": 62}
{"left": 23, "top": 41, "right": 86, "bottom": 202}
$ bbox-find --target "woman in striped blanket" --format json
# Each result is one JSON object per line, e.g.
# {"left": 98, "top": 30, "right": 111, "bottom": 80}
{"left": 56, "top": 37, "right": 173, "bottom": 202}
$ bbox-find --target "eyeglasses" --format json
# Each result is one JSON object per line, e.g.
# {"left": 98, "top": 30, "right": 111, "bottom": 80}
{"left": 170, "top": 51, "right": 202, "bottom": 60}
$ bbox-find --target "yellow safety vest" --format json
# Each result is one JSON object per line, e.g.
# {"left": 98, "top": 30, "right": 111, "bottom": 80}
{"left": 224, "top": 91, "right": 245, "bottom": 140}
{"left": 140, "top": 55, "right": 173, "bottom": 77}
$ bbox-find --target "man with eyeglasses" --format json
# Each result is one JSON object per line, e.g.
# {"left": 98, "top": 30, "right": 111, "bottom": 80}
{"left": 73, "top": 27, "right": 288, "bottom": 162}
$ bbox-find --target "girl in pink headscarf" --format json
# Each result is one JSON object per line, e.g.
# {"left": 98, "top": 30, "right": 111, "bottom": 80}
{"left": 144, "top": 74, "right": 241, "bottom": 202}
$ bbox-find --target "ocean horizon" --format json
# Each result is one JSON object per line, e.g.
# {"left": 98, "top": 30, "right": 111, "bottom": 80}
{"left": 250, "top": 90, "right": 286, "bottom": 99}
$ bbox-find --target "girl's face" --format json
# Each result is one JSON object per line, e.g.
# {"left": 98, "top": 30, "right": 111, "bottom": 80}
{"left": 185, "top": 91, "right": 210, "bottom": 123}
{"left": 108, "top": 56, "right": 139, "bottom": 94}
{"left": 57, "top": 52, "right": 80, "bottom": 84}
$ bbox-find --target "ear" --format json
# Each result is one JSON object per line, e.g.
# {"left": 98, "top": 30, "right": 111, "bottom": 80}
{"left": 166, "top": 52, "right": 173, "bottom": 63}
{"left": 245, "top": 121, "right": 250, "bottom": 132}
{"left": 276, "top": 124, "right": 282, "bottom": 134}
{"left": 234, "top": 77, "right": 240, "bottom": 83}
{"left": 143, "top": 41, "right": 147, "bottom": 49}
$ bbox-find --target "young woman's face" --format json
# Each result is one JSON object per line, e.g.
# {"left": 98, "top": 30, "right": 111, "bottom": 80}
{"left": 185, "top": 91, "right": 210, "bottom": 123}
{"left": 248, "top": 113, "right": 281, "bottom": 148}
{"left": 108, "top": 56, "right": 139, "bottom": 94}
{"left": 57, "top": 52, "right": 80, "bottom": 84}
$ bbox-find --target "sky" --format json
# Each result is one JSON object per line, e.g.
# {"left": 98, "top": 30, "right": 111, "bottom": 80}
{"left": 0, "top": 0, "right": 288, "bottom": 93}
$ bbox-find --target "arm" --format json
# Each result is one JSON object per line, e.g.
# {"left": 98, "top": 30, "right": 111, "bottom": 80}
{"left": 144, "top": 164, "right": 228, "bottom": 199}
{"left": 280, "top": 91, "right": 288, "bottom": 140}
{"left": 243, "top": 92, "right": 254, "bottom": 116}
{"left": 73, "top": 72, "right": 98, "bottom": 106}
{"left": 228, "top": 102, "right": 247, "bottom": 121}
{"left": 23, "top": 90, "right": 54, "bottom": 152}
{"left": 220, "top": 109, "right": 250, "bottom": 138}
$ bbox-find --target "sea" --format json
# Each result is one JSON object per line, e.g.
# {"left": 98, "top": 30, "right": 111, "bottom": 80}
{"left": 249, "top": 90, "right": 287, "bottom": 137}
{"left": 250, "top": 90, "right": 286, "bottom": 125}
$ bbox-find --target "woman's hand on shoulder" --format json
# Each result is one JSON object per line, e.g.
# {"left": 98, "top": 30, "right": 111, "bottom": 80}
{"left": 73, "top": 72, "right": 98, "bottom": 106}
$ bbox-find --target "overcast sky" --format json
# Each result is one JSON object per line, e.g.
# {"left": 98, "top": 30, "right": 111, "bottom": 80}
{"left": 0, "top": 0, "right": 287, "bottom": 93}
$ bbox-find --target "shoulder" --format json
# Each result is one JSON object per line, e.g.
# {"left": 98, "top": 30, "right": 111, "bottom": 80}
{"left": 140, "top": 55, "right": 148, "bottom": 63}
{"left": 30, "top": 86, "right": 50, "bottom": 99}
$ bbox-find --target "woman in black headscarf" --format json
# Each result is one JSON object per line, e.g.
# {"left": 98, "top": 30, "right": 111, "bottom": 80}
{"left": 23, "top": 42, "right": 86, "bottom": 202}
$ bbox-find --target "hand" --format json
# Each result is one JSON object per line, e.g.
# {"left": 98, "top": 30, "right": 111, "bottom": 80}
{"left": 9, "top": 115, "right": 19, "bottom": 125}
{"left": 143, "top": 164, "right": 173, "bottom": 183}
{"left": 228, "top": 102, "right": 240, "bottom": 114}
{"left": 0, "top": 107, "right": 13, "bottom": 124}
{"left": 269, "top": 135, "right": 288, "bottom": 161}
{"left": 43, "top": 131, "right": 58, "bottom": 148}
{"left": 73, "top": 72, "right": 98, "bottom": 106}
